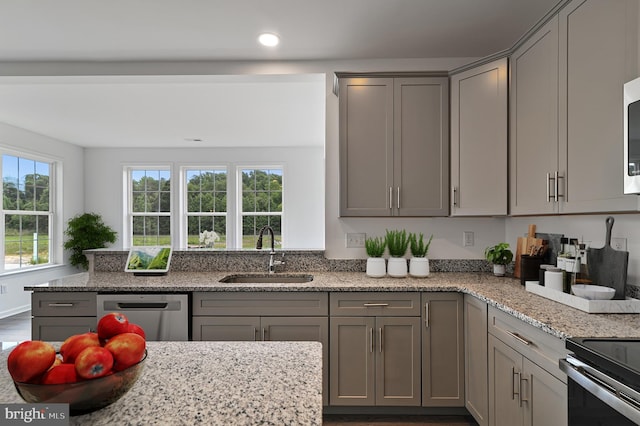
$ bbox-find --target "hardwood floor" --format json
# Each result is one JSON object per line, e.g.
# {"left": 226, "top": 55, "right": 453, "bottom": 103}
{"left": 0, "top": 310, "right": 30, "bottom": 347}
{"left": 323, "top": 415, "right": 478, "bottom": 426}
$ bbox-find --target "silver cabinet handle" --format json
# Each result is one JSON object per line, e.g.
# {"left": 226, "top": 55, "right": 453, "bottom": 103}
{"left": 389, "top": 187, "right": 393, "bottom": 210}
{"left": 363, "top": 303, "right": 389, "bottom": 307}
{"left": 554, "top": 170, "right": 559, "bottom": 202}
{"left": 48, "top": 303, "right": 74, "bottom": 307}
{"left": 546, "top": 173, "right": 552, "bottom": 203}
{"left": 556, "top": 171, "right": 565, "bottom": 201}
{"left": 397, "top": 187, "right": 400, "bottom": 209}
{"left": 452, "top": 187, "right": 458, "bottom": 207}
{"left": 506, "top": 330, "right": 533, "bottom": 346}
{"left": 520, "top": 375, "right": 529, "bottom": 407}
{"left": 378, "top": 327, "right": 383, "bottom": 353}
{"left": 369, "top": 327, "right": 374, "bottom": 353}
{"left": 512, "top": 368, "right": 520, "bottom": 401}
{"left": 253, "top": 327, "right": 258, "bottom": 341}
{"left": 424, "top": 302, "right": 430, "bottom": 328}
{"left": 261, "top": 328, "right": 266, "bottom": 341}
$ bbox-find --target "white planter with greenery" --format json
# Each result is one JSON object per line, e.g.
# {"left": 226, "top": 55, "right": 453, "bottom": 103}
{"left": 365, "top": 236, "right": 387, "bottom": 278}
{"left": 409, "top": 233, "right": 433, "bottom": 278}
{"left": 485, "top": 242, "right": 514, "bottom": 277}
{"left": 386, "top": 229, "right": 409, "bottom": 278}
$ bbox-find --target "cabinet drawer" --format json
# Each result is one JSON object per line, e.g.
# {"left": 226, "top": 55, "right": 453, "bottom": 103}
{"left": 192, "top": 292, "right": 328, "bottom": 316}
{"left": 488, "top": 306, "right": 568, "bottom": 382}
{"left": 32, "top": 317, "right": 97, "bottom": 340}
{"left": 32, "top": 292, "right": 97, "bottom": 317}
{"left": 330, "top": 292, "right": 421, "bottom": 316}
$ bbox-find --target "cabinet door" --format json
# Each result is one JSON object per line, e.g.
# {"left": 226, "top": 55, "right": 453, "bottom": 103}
{"left": 510, "top": 16, "right": 560, "bottom": 215}
{"left": 422, "top": 293, "right": 464, "bottom": 407}
{"left": 451, "top": 59, "right": 508, "bottom": 216}
{"left": 394, "top": 77, "right": 449, "bottom": 216}
{"left": 339, "top": 77, "right": 394, "bottom": 216}
{"left": 523, "top": 358, "right": 567, "bottom": 426}
{"left": 464, "top": 295, "right": 489, "bottom": 426}
{"left": 262, "top": 317, "right": 329, "bottom": 406}
{"left": 375, "top": 316, "right": 421, "bottom": 406}
{"left": 489, "top": 335, "right": 524, "bottom": 426}
{"left": 192, "top": 316, "right": 260, "bottom": 341}
{"left": 32, "top": 317, "right": 96, "bottom": 341}
{"left": 558, "top": 0, "right": 638, "bottom": 213}
{"left": 329, "top": 317, "right": 375, "bottom": 406}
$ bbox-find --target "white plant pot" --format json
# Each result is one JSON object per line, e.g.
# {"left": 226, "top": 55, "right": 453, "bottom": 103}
{"left": 493, "top": 264, "right": 506, "bottom": 277}
{"left": 366, "top": 258, "right": 386, "bottom": 277}
{"left": 409, "top": 257, "right": 430, "bottom": 278}
{"left": 387, "top": 257, "right": 408, "bottom": 278}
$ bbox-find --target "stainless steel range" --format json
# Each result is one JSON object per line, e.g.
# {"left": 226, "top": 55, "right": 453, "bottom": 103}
{"left": 561, "top": 337, "right": 640, "bottom": 425}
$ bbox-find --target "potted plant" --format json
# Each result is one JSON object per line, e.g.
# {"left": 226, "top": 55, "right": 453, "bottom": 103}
{"left": 64, "top": 213, "right": 117, "bottom": 270}
{"left": 485, "top": 242, "right": 514, "bottom": 277}
{"left": 365, "top": 235, "right": 387, "bottom": 277}
{"left": 409, "top": 233, "right": 433, "bottom": 278}
{"left": 385, "top": 229, "right": 409, "bottom": 277}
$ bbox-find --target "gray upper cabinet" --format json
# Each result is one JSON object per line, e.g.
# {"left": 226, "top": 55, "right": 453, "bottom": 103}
{"left": 558, "top": 0, "right": 638, "bottom": 213}
{"left": 510, "top": 16, "right": 560, "bottom": 215}
{"left": 339, "top": 76, "right": 449, "bottom": 217}
{"left": 450, "top": 58, "right": 508, "bottom": 216}
{"left": 510, "top": 0, "right": 639, "bottom": 215}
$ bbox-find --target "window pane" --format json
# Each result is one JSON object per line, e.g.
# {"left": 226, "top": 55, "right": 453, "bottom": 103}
{"left": 4, "top": 214, "right": 49, "bottom": 269}
{"left": 214, "top": 193, "right": 226, "bottom": 212}
{"left": 270, "top": 192, "right": 282, "bottom": 212}
{"left": 132, "top": 192, "right": 145, "bottom": 212}
{"left": 242, "top": 215, "right": 282, "bottom": 249}
{"left": 243, "top": 192, "right": 256, "bottom": 212}
{"left": 159, "top": 192, "right": 170, "bottom": 213}
{"left": 187, "top": 216, "right": 226, "bottom": 249}
{"left": 187, "top": 192, "right": 201, "bottom": 213}
{"left": 132, "top": 215, "right": 171, "bottom": 246}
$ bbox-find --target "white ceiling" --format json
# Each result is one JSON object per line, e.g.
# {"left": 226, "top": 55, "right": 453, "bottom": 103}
{"left": 0, "top": 0, "right": 561, "bottom": 148}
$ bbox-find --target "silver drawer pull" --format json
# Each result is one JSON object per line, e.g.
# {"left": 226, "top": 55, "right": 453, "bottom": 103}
{"left": 506, "top": 330, "right": 533, "bottom": 346}
{"left": 363, "top": 303, "right": 389, "bottom": 307}
{"left": 48, "top": 303, "right": 74, "bottom": 307}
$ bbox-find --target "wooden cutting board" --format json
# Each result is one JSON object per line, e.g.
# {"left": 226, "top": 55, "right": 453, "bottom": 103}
{"left": 514, "top": 224, "right": 545, "bottom": 278}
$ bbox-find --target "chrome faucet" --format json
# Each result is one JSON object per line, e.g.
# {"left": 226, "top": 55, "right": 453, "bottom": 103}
{"left": 256, "top": 225, "right": 285, "bottom": 274}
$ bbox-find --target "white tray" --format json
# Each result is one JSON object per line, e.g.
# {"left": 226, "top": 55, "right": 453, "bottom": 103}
{"left": 525, "top": 281, "right": 640, "bottom": 313}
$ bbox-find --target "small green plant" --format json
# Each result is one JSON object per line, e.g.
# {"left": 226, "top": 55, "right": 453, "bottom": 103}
{"left": 385, "top": 229, "right": 409, "bottom": 258}
{"left": 365, "top": 236, "right": 386, "bottom": 258}
{"left": 409, "top": 233, "right": 433, "bottom": 258}
{"left": 484, "top": 242, "right": 514, "bottom": 265}
{"left": 63, "top": 213, "right": 117, "bottom": 269}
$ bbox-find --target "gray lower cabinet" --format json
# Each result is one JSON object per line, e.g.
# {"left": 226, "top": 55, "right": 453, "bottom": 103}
{"left": 329, "top": 292, "right": 421, "bottom": 406}
{"left": 487, "top": 307, "right": 568, "bottom": 426}
{"left": 191, "top": 292, "right": 329, "bottom": 405}
{"left": 31, "top": 292, "right": 97, "bottom": 340}
{"left": 422, "top": 293, "right": 464, "bottom": 407}
{"left": 464, "top": 295, "right": 488, "bottom": 426}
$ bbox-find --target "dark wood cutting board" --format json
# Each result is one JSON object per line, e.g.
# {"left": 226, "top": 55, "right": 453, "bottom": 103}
{"left": 587, "top": 216, "right": 629, "bottom": 300}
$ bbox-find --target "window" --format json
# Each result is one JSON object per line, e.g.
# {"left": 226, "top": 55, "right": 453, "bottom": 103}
{"left": 128, "top": 168, "right": 171, "bottom": 246}
{"left": 184, "top": 168, "right": 227, "bottom": 249}
{"left": 240, "top": 167, "right": 283, "bottom": 249}
{"left": 2, "top": 154, "right": 52, "bottom": 270}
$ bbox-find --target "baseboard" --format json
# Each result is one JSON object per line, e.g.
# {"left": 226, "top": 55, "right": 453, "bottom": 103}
{"left": 0, "top": 305, "right": 30, "bottom": 319}
{"left": 323, "top": 406, "right": 471, "bottom": 416}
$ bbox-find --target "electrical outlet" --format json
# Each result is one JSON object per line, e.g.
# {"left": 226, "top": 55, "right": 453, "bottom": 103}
{"left": 611, "top": 237, "right": 627, "bottom": 251}
{"left": 346, "top": 233, "right": 366, "bottom": 248}
{"left": 463, "top": 231, "right": 474, "bottom": 247}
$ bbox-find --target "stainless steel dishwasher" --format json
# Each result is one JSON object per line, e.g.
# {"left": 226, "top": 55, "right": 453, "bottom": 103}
{"left": 97, "top": 294, "right": 188, "bottom": 341}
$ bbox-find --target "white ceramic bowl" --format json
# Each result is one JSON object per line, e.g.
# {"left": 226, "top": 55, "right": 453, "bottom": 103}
{"left": 572, "top": 284, "right": 616, "bottom": 300}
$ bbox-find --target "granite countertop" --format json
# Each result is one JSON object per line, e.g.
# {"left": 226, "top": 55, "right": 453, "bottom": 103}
{"left": 0, "top": 341, "right": 323, "bottom": 425}
{"left": 26, "top": 271, "right": 640, "bottom": 340}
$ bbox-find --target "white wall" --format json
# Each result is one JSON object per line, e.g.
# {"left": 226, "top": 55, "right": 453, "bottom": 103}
{"left": 0, "top": 122, "right": 84, "bottom": 318}
{"left": 83, "top": 146, "right": 325, "bottom": 249}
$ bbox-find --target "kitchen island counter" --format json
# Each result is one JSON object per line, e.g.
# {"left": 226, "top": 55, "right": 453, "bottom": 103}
{"left": 0, "top": 341, "right": 323, "bottom": 425}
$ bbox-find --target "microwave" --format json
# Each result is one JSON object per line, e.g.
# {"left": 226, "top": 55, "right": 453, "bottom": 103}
{"left": 624, "top": 76, "right": 640, "bottom": 194}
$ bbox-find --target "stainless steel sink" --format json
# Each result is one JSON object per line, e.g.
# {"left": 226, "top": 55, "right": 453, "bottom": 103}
{"left": 219, "top": 274, "right": 314, "bottom": 284}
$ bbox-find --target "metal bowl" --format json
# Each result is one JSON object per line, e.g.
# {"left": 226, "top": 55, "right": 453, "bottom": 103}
{"left": 14, "top": 350, "right": 146, "bottom": 416}
{"left": 572, "top": 284, "right": 616, "bottom": 300}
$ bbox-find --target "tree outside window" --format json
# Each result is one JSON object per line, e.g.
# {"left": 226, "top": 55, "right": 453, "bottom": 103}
{"left": 241, "top": 168, "right": 282, "bottom": 249}
{"left": 2, "top": 154, "right": 51, "bottom": 270}
{"left": 185, "top": 168, "right": 227, "bottom": 249}
{"left": 130, "top": 169, "right": 171, "bottom": 246}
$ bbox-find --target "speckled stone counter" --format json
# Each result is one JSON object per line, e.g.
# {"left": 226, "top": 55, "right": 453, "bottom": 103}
{"left": 25, "top": 271, "right": 640, "bottom": 340}
{"left": 0, "top": 341, "right": 323, "bottom": 425}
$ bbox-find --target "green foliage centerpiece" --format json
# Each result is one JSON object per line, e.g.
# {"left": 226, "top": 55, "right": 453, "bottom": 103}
{"left": 385, "top": 229, "right": 409, "bottom": 278}
{"left": 365, "top": 235, "right": 387, "bottom": 277}
{"left": 64, "top": 213, "right": 117, "bottom": 270}
{"left": 409, "top": 233, "right": 433, "bottom": 278}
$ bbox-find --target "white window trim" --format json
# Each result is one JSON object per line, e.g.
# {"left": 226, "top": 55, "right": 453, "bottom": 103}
{"left": 235, "top": 164, "right": 285, "bottom": 250}
{"left": 123, "top": 165, "right": 172, "bottom": 249}
{"left": 179, "top": 165, "right": 229, "bottom": 249}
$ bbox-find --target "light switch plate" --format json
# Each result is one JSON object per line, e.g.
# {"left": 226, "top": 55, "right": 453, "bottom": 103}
{"left": 463, "top": 231, "right": 474, "bottom": 247}
{"left": 346, "top": 233, "right": 366, "bottom": 248}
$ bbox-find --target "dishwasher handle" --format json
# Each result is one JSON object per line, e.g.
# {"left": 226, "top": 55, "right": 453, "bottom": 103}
{"left": 102, "top": 300, "right": 182, "bottom": 311}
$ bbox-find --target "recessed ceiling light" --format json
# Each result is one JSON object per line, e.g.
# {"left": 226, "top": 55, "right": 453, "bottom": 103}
{"left": 258, "top": 33, "right": 280, "bottom": 47}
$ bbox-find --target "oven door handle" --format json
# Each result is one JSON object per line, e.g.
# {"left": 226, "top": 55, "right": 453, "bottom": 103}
{"left": 560, "top": 355, "right": 640, "bottom": 424}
